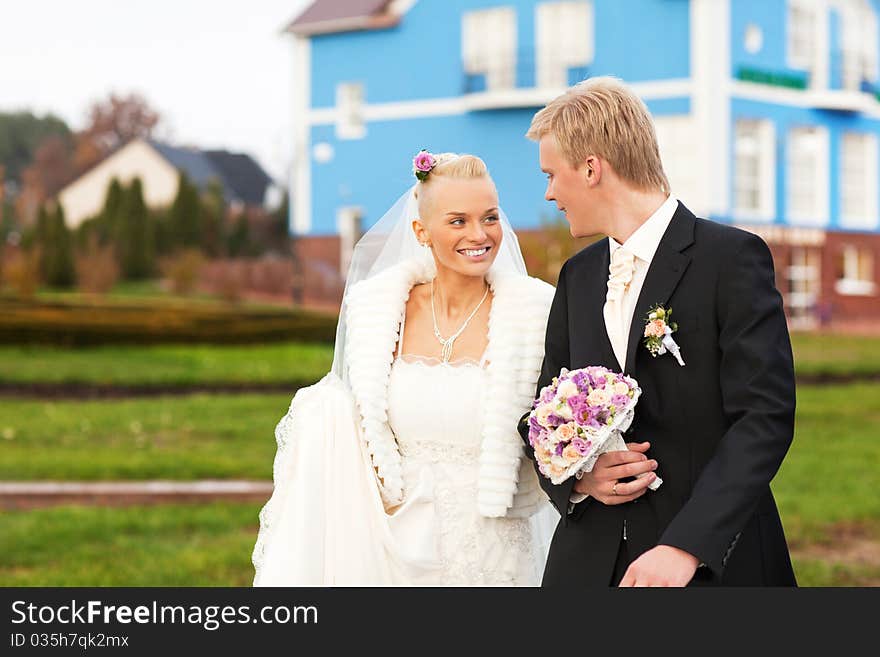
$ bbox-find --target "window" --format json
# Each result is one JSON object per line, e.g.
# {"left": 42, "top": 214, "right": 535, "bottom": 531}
{"left": 840, "top": 132, "right": 879, "bottom": 229}
{"left": 463, "top": 7, "right": 517, "bottom": 91}
{"left": 787, "top": 126, "right": 829, "bottom": 225}
{"left": 840, "top": 1, "right": 879, "bottom": 91}
{"left": 734, "top": 119, "right": 776, "bottom": 220}
{"left": 336, "top": 82, "right": 365, "bottom": 140}
{"left": 535, "top": 2, "right": 593, "bottom": 88}
{"left": 786, "top": 247, "right": 821, "bottom": 326}
{"left": 787, "top": 0, "right": 817, "bottom": 71}
{"left": 835, "top": 245, "right": 876, "bottom": 295}
{"left": 654, "top": 116, "right": 700, "bottom": 213}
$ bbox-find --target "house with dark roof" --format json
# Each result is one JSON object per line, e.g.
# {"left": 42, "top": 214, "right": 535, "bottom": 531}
{"left": 57, "top": 137, "right": 272, "bottom": 227}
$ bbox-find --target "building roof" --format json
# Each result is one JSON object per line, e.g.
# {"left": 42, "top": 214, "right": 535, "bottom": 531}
{"left": 149, "top": 140, "right": 271, "bottom": 207}
{"left": 286, "top": 0, "right": 400, "bottom": 36}
{"left": 149, "top": 141, "right": 221, "bottom": 191}
{"left": 204, "top": 150, "right": 272, "bottom": 206}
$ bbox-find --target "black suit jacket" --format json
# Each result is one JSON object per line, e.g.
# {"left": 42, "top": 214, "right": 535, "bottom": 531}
{"left": 519, "top": 203, "right": 797, "bottom": 586}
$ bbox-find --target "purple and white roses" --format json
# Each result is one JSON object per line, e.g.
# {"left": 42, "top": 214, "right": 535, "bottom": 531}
{"left": 527, "top": 365, "right": 661, "bottom": 490}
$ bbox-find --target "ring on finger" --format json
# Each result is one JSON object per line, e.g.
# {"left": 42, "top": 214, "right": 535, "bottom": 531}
{"left": 611, "top": 481, "right": 619, "bottom": 496}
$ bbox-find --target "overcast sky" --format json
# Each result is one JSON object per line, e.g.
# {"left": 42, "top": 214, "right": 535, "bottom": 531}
{"left": 1, "top": 0, "right": 312, "bottom": 183}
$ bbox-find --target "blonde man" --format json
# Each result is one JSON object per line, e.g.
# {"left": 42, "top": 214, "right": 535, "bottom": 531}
{"left": 518, "top": 77, "right": 797, "bottom": 587}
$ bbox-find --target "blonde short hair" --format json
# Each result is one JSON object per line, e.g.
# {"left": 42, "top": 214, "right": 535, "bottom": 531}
{"left": 414, "top": 153, "right": 492, "bottom": 215}
{"left": 526, "top": 76, "right": 669, "bottom": 193}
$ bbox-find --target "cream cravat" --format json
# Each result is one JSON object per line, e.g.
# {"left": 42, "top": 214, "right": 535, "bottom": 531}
{"left": 603, "top": 247, "right": 636, "bottom": 371}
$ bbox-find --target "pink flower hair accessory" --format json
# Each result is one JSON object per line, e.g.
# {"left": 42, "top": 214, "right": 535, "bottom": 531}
{"left": 412, "top": 149, "right": 437, "bottom": 181}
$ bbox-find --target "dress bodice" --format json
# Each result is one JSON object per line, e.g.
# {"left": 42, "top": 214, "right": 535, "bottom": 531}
{"left": 388, "top": 356, "right": 487, "bottom": 465}
{"left": 384, "top": 315, "right": 538, "bottom": 586}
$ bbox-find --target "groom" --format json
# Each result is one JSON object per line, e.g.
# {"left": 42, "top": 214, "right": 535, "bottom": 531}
{"left": 519, "top": 77, "right": 797, "bottom": 586}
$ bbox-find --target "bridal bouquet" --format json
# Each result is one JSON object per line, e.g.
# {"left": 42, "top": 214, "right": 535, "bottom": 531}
{"left": 527, "top": 366, "right": 662, "bottom": 489}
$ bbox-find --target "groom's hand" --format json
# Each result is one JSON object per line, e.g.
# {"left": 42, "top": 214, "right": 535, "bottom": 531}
{"left": 618, "top": 545, "right": 700, "bottom": 587}
{"left": 572, "top": 442, "right": 658, "bottom": 505}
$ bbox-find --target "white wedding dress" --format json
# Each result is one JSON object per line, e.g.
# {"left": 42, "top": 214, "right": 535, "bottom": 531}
{"left": 251, "top": 192, "right": 558, "bottom": 586}
{"left": 387, "top": 317, "right": 540, "bottom": 586}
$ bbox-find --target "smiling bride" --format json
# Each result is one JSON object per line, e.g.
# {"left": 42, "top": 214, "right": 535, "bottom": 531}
{"left": 252, "top": 151, "right": 556, "bottom": 586}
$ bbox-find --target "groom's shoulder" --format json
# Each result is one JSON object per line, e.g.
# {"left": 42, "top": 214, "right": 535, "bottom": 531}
{"left": 691, "top": 215, "right": 772, "bottom": 257}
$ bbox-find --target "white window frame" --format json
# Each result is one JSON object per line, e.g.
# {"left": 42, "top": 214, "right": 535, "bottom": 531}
{"left": 786, "top": 126, "right": 830, "bottom": 226}
{"left": 787, "top": 0, "right": 829, "bottom": 89}
{"left": 786, "top": 246, "right": 822, "bottom": 325}
{"left": 839, "top": 0, "right": 879, "bottom": 91}
{"left": 734, "top": 119, "right": 776, "bottom": 222}
{"left": 654, "top": 115, "right": 701, "bottom": 214}
{"left": 787, "top": 0, "right": 817, "bottom": 70}
{"left": 336, "top": 82, "right": 366, "bottom": 140}
{"left": 462, "top": 6, "right": 517, "bottom": 92}
{"left": 836, "top": 244, "right": 876, "bottom": 295}
{"left": 863, "top": 5, "right": 880, "bottom": 83}
{"left": 535, "top": 1, "right": 593, "bottom": 89}
{"left": 840, "top": 132, "right": 879, "bottom": 229}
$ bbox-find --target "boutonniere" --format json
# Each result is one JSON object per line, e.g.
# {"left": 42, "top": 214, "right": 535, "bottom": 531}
{"left": 643, "top": 304, "right": 686, "bottom": 366}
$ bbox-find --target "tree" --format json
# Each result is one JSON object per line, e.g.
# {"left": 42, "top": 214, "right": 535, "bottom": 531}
{"left": 168, "top": 171, "right": 201, "bottom": 249}
{"left": 28, "top": 203, "right": 75, "bottom": 288}
{"left": 117, "top": 178, "right": 154, "bottom": 279}
{"left": 0, "top": 111, "right": 71, "bottom": 184}
{"left": 101, "top": 178, "right": 125, "bottom": 244}
{"left": 16, "top": 134, "right": 75, "bottom": 225}
{"left": 24, "top": 204, "right": 51, "bottom": 250}
{"left": 86, "top": 93, "right": 160, "bottom": 150}
{"left": 29, "top": 135, "right": 74, "bottom": 196}
{"left": 200, "top": 178, "right": 226, "bottom": 257}
{"left": 270, "top": 189, "right": 291, "bottom": 245}
{"left": 47, "top": 204, "right": 75, "bottom": 287}
{"left": 74, "top": 93, "right": 160, "bottom": 173}
{"left": 227, "top": 210, "right": 251, "bottom": 258}
{"left": 75, "top": 177, "right": 123, "bottom": 250}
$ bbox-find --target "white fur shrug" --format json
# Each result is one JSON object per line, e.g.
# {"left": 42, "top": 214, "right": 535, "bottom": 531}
{"left": 343, "top": 257, "right": 555, "bottom": 517}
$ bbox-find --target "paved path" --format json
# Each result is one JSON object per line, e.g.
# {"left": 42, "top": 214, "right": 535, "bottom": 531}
{"left": 0, "top": 480, "right": 273, "bottom": 510}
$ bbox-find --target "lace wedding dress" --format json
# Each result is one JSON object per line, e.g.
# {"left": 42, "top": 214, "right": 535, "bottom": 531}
{"left": 387, "top": 318, "right": 541, "bottom": 586}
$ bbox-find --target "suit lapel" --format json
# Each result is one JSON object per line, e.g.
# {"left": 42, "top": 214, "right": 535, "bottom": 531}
{"left": 623, "top": 203, "right": 696, "bottom": 375}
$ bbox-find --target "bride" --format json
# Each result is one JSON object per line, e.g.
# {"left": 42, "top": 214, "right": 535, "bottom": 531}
{"left": 252, "top": 151, "right": 556, "bottom": 586}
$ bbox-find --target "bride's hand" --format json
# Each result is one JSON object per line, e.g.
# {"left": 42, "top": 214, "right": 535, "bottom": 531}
{"left": 572, "top": 442, "right": 658, "bottom": 505}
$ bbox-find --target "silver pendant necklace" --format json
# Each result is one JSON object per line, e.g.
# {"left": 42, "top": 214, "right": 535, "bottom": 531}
{"left": 430, "top": 279, "right": 489, "bottom": 363}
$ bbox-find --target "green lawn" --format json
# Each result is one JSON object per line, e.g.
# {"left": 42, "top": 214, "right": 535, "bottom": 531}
{"left": 0, "top": 343, "right": 332, "bottom": 386}
{"left": 0, "top": 383, "right": 877, "bottom": 586}
{"left": 0, "top": 332, "right": 873, "bottom": 387}
{"left": 772, "top": 383, "right": 880, "bottom": 538}
{"left": 791, "top": 332, "right": 880, "bottom": 377}
{"left": 0, "top": 503, "right": 260, "bottom": 586}
{"left": 0, "top": 393, "right": 294, "bottom": 480}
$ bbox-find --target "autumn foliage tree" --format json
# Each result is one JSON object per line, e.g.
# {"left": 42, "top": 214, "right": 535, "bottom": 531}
{"left": 73, "top": 93, "right": 160, "bottom": 173}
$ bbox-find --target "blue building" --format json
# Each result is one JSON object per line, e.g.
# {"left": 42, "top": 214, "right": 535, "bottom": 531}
{"left": 285, "top": 0, "right": 880, "bottom": 327}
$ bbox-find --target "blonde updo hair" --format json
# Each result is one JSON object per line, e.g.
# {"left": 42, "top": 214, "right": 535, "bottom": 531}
{"left": 414, "top": 153, "right": 493, "bottom": 217}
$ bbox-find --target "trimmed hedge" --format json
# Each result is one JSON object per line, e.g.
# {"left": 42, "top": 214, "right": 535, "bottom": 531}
{"left": 0, "top": 298, "right": 338, "bottom": 346}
